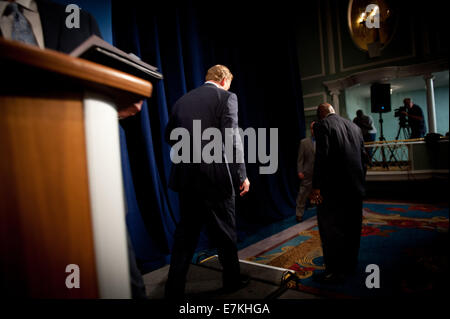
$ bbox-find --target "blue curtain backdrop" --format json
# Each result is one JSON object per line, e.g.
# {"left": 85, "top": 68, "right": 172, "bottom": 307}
{"left": 112, "top": 0, "right": 306, "bottom": 273}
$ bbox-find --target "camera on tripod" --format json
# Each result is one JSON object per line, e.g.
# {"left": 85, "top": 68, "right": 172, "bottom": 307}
{"left": 394, "top": 106, "right": 407, "bottom": 117}
{"left": 394, "top": 106, "right": 408, "bottom": 127}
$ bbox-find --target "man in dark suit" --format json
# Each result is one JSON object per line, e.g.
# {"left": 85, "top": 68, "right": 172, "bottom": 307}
{"left": 310, "top": 103, "right": 368, "bottom": 283}
{"left": 1, "top": 0, "right": 100, "bottom": 53}
{"left": 296, "top": 121, "right": 316, "bottom": 222}
{"left": 0, "top": 0, "right": 141, "bottom": 118}
{"left": 164, "top": 65, "right": 250, "bottom": 299}
{"left": 37, "top": 0, "right": 101, "bottom": 53}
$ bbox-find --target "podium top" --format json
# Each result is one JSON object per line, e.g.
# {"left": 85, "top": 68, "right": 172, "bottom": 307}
{"left": 0, "top": 38, "right": 152, "bottom": 99}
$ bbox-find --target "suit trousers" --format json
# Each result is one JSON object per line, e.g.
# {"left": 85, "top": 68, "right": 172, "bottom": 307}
{"left": 316, "top": 194, "right": 363, "bottom": 274}
{"left": 127, "top": 232, "right": 147, "bottom": 299}
{"left": 296, "top": 179, "right": 312, "bottom": 218}
{"left": 165, "top": 190, "right": 240, "bottom": 299}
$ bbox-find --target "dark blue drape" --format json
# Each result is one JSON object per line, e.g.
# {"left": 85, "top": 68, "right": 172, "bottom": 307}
{"left": 112, "top": 0, "right": 305, "bottom": 273}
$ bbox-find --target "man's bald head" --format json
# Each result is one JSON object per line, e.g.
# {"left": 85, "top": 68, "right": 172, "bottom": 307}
{"left": 316, "top": 103, "right": 335, "bottom": 120}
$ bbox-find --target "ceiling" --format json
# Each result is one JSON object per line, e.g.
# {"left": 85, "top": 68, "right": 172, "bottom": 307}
{"left": 346, "top": 70, "right": 449, "bottom": 99}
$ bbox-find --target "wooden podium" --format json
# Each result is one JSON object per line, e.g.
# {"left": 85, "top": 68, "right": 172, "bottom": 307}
{"left": 0, "top": 39, "right": 152, "bottom": 298}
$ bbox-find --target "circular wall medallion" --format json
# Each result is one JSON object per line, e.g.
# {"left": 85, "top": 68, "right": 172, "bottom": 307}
{"left": 347, "top": 0, "right": 398, "bottom": 51}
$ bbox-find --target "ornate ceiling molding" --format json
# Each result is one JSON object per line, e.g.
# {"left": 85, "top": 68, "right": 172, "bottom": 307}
{"left": 323, "top": 58, "right": 448, "bottom": 92}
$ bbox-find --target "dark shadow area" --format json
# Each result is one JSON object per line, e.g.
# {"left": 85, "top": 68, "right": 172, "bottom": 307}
{"left": 366, "top": 178, "right": 449, "bottom": 204}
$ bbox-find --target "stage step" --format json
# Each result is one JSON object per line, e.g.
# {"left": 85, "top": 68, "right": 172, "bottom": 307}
{"left": 142, "top": 256, "right": 320, "bottom": 299}
{"left": 199, "top": 255, "right": 295, "bottom": 286}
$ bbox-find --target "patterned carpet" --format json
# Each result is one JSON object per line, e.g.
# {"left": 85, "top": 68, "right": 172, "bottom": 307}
{"left": 246, "top": 203, "right": 449, "bottom": 298}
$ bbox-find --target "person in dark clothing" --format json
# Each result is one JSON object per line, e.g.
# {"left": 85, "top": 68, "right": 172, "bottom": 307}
{"left": 353, "top": 109, "right": 376, "bottom": 158}
{"left": 1, "top": 0, "right": 100, "bottom": 52}
{"left": 296, "top": 121, "right": 316, "bottom": 222}
{"left": 401, "top": 98, "right": 426, "bottom": 138}
{"left": 164, "top": 65, "right": 250, "bottom": 299}
{"left": 353, "top": 109, "right": 377, "bottom": 143}
{"left": 310, "top": 103, "right": 368, "bottom": 283}
{"left": 0, "top": 0, "right": 143, "bottom": 119}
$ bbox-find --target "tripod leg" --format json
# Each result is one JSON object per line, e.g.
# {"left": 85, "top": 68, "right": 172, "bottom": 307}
{"left": 395, "top": 126, "right": 402, "bottom": 140}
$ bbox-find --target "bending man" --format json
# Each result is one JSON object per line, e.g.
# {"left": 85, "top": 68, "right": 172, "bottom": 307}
{"left": 310, "top": 103, "right": 368, "bottom": 283}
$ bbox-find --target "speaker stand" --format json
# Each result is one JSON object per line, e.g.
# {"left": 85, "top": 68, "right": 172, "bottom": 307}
{"left": 376, "top": 112, "right": 400, "bottom": 169}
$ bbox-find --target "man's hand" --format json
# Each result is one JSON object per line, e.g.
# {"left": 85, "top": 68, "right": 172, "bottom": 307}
{"left": 118, "top": 100, "right": 144, "bottom": 120}
{"left": 309, "top": 188, "right": 323, "bottom": 205}
{"left": 239, "top": 178, "right": 250, "bottom": 197}
{"left": 403, "top": 112, "right": 422, "bottom": 121}
{"left": 298, "top": 172, "right": 305, "bottom": 180}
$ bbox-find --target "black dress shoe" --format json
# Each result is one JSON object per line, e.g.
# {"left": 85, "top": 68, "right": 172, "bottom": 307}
{"left": 221, "top": 275, "right": 251, "bottom": 294}
{"left": 312, "top": 271, "right": 345, "bottom": 284}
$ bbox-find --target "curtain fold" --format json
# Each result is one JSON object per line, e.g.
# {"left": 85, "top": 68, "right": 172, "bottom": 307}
{"left": 112, "top": 0, "right": 306, "bottom": 273}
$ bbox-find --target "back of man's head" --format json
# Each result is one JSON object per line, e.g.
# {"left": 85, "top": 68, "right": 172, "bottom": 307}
{"left": 356, "top": 109, "right": 363, "bottom": 117}
{"left": 205, "top": 65, "right": 233, "bottom": 82}
{"left": 317, "top": 103, "right": 335, "bottom": 120}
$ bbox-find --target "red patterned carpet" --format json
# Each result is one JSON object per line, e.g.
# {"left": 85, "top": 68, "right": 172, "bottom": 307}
{"left": 245, "top": 202, "right": 449, "bottom": 298}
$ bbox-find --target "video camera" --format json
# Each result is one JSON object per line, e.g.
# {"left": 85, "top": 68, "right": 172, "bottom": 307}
{"left": 394, "top": 106, "right": 407, "bottom": 117}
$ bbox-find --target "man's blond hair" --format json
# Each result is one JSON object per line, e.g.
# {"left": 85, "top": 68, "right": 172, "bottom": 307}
{"left": 205, "top": 65, "right": 233, "bottom": 82}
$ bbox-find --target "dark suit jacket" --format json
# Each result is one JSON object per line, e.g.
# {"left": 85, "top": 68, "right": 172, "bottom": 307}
{"left": 165, "top": 83, "right": 247, "bottom": 199}
{"left": 36, "top": 0, "right": 101, "bottom": 53}
{"left": 312, "top": 113, "right": 368, "bottom": 198}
